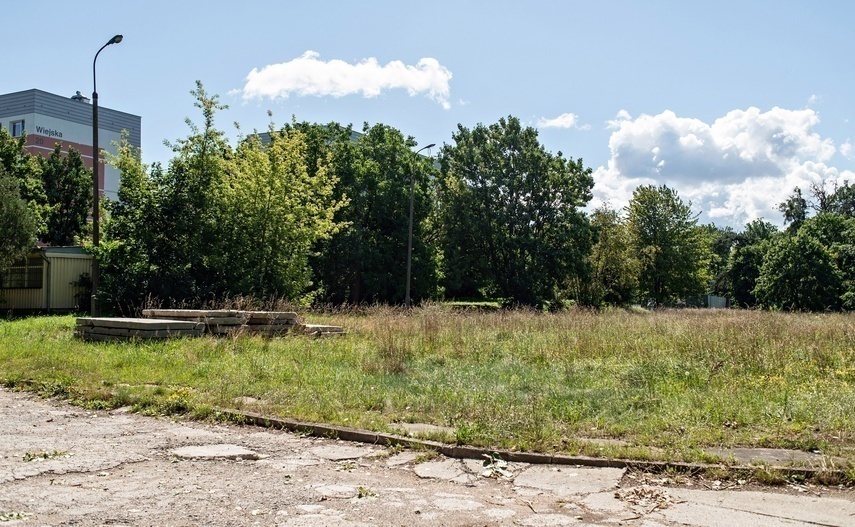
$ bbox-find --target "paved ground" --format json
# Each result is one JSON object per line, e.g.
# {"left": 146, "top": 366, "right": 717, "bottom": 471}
{"left": 1, "top": 388, "right": 853, "bottom": 526}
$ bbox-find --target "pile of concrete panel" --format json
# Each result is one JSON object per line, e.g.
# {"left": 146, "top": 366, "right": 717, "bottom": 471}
{"left": 299, "top": 323, "right": 347, "bottom": 337}
{"left": 76, "top": 317, "right": 205, "bottom": 342}
{"left": 141, "top": 309, "right": 311, "bottom": 336}
{"left": 242, "top": 311, "right": 300, "bottom": 335}
{"left": 142, "top": 309, "right": 248, "bottom": 335}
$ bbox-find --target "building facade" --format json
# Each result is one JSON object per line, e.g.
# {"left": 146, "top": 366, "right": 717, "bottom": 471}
{"left": 0, "top": 89, "right": 141, "bottom": 199}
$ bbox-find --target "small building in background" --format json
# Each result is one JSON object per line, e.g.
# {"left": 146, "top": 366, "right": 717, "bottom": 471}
{"left": 1, "top": 247, "right": 92, "bottom": 313}
{"left": 0, "top": 88, "right": 141, "bottom": 201}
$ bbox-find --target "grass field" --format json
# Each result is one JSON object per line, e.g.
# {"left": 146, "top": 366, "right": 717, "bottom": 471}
{"left": 1, "top": 307, "right": 853, "bottom": 469}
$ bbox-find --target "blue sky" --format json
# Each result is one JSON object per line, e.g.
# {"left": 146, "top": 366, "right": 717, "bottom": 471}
{"left": 5, "top": 1, "right": 854, "bottom": 228}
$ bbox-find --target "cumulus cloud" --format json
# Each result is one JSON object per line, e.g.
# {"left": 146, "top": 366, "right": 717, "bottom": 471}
{"left": 592, "top": 107, "right": 854, "bottom": 227}
{"left": 537, "top": 113, "right": 590, "bottom": 130}
{"left": 240, "top": 50, "right": 453, "bottom": 109}
{"left": 841, "top": 140, "right": 853, "bottom": 159}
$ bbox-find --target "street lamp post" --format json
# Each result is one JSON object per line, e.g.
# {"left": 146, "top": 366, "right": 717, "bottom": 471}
{"left": 91, "top": 34, "right": 122, "bottom": 316}
{"left": 405, "top": 143, "right": 435, "bottom": 308}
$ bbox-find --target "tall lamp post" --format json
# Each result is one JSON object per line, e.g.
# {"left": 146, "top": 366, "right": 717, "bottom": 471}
{"left": 91, "top": 34, "right": 122, "bottom": 316}
{"left": 405, "top": 143, "right": 435, "bottom": 308}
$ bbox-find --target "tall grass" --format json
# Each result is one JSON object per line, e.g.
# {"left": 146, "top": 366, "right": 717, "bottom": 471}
{"left": 1, "top": 307, "right": 853, "bottom": 464}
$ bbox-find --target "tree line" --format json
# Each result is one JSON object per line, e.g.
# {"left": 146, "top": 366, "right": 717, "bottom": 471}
{"left": 2, "top": 83, "right": 854, "bottom": 312}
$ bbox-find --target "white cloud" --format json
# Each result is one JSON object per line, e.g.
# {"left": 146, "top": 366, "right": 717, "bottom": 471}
{"left": 606, "top": 109, "right": 633, "bottom": 130}
{"left": 592, "top": 107, "right": 854, "bottom": 227}
{"left": 808, "top": 94, "right": 822, "bottom": 106}
{"left": 841, "top": 140, "right": 853, "bottom": 159}
{"left": 537, "top": 113, "right": 590, "bottom": 130}
{"left": 240, "top": 50, "right": 453, "bottom": 109}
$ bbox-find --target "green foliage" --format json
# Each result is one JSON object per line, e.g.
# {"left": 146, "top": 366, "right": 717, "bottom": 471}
{"left": 0, "top": 127, "right": 46, "bottom": 237}
{"left": 437, "top": 116, "right": 594, "bottom": 307}
{"left": 626, "top": 185, "right": 711, "bottom": 306}
{"left": 727, "top": 219, "right": 778, "bottom": 308}
{"left": 38, "top": 144, "right": 92, "bottom": 246}
{"left": 217, "top": 126, "right": 344, "bottom": 300}
{"left": 98, "top": 83, "right": 345, "bottom": 311}
{"left": 704, "top": 224, "right": 737, "bottom": 296}
{"left": 309, "top": 123, "right": 439, "bottom": 304}
{"left": 810, "top": 180, "right": 855, "bottom": 218}
{"left": 778, "top": 187, "right": 808, "bottom": 231}
{"left": 754, "top": 228, "right": 843, "bottom": 311}
{"left": 574, "top": 205, "right": 639, "bottom": 306}
{"left": 0, "top": 169, "right": 36, "bottom": 277}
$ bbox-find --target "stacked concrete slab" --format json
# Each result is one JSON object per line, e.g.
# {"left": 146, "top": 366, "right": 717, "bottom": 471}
{"left": 141, "top": 309, "right": 247, "bottom": 335}
{"left": 242, "top": 311, "right": 299, "bottom": 335}
{"left": 75, "top": 317, "right": 205, "bottom": 342}
{"left": 141, "top": 309, "right": 316, "bottom": 336}
{"left": 299, "top": 323, "right": 347, "bottom": 337}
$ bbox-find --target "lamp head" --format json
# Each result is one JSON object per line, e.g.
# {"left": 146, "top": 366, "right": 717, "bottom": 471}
{"left": 426, "top": 143, "right": 436, "bottom": 149}
{"left": 108, "top": 35, "right": 123, "bottom": 45}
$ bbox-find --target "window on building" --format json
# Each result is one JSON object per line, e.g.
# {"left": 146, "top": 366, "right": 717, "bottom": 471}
{"left": 1, "top": 256, "right": 43, "bottom": 289}
{"left": 10, "top": 120, "right": 25, "bottom": 137}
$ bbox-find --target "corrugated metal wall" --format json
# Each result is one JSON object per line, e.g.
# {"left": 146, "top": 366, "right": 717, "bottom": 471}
{"left": 0, "top": 249, "right": 92, "bottom": 312}
{"left": 0, "top": 286, "right": 45, "bottom": 310}
{"left": 48, "top": 253, "right": 92, "bottom": 310}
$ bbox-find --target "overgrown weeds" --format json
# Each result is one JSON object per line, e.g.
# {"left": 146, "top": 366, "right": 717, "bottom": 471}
{"left": 0, "top": 308, "right": 853, "bottom": 472}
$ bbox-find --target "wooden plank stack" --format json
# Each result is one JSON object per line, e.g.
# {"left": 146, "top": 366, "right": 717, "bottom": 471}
{"left": 75, "top": 317, "right": 205, "bottom": 342}
{"left": 141, "top": 309, "right": 247, "bottom": 335}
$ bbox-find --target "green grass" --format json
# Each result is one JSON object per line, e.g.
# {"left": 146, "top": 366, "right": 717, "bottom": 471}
{"left": 1, "top": 307, "right": 853, "bottom": 467}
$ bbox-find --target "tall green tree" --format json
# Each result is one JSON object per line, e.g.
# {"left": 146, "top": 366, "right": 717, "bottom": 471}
{"left": 0, "top": 168, "right": 36, "bottom": 279}
{"left": 754, "top": 229, "right": 842, "bottom": 311}
{"left": 573, "top": 205, "right": 639, "bottom": 306}
{"left": 727, "top": 219, "right": 778, "bottom": 308}
{"left": 310, "top": 123, "right": 438, "bottom": 304}
{"left": 95, "top": 138, "right": 162, "bottom": 311}
{"left": 0, "top": 127, "right": 46, "bottom": 237}
{"left": 38, "top": 144, "right": 92, "bottom": 246}
{"left": 98, "top": 85, "right": 349, "bottom": 312}
{"left": 704, "top": 223, "right": 737, "bottom": 296}
{"left": 217, "top": 127, "right": 344, "bottom": 300}
{"left": 437, "top": 116, "right": 594, "bottom": 307}
{"left": 778, "top": 186, "right": 808, "bottom": 231}
{"left": 626, "top": 185, "right": 711, "bottom": 306}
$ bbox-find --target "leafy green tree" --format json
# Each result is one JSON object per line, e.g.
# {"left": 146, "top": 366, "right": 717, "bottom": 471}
{"left": 99, "top": 84, "right": 350, "bottom": 312}
{"left": 309, "top": 123, "right": 438, "bottom": 304}
{"left": 94, "top": 138, "right": 162, "bottom": 311}
{"left": 38, "top": 144, "right": 92, "bottom": 246}
{"left": 573, "top": 205, "right": 639, "bottom": 306}
{"left": 809, "top": 180, "right": 855, "bottom": 218}
{"left": 217, "top": 127, "right": 344, "bottom": 300}
{"left": 626, "top": 185, "right": 711, "bottom": 306}
{"left": 437, "top": 116, "right": 593, "bottom": 307}
{"left": 0, "top": 169, "right": 36, "bottom": 279}
{"left": 778, "top": 187, "right": 808, "bottom": 231}
{"left": 0, "top": 127, "right": 46, "bottom": 236}
{"left": 754, "top": 229, "right": 842, "bottom": 311}
{"left": 98, "top": 82, "right": 234, "bottom": 309}
{"left": 797, "top": 213, "right": 855, "bottom": 309}
{"left": 704, "top": 224, "right": 737, "bottom": 296}
{"left": 727, "top": 219, "right": 778, "bottom": 308}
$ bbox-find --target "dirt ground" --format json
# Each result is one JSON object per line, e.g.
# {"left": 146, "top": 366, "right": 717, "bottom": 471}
{"left": 1, "top": 388, "right": 853, "bottom": 527}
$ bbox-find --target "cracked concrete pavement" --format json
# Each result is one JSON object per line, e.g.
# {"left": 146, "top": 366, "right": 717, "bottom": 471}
{"left": 1, "top": 388, "right": 853, "bottom": 526}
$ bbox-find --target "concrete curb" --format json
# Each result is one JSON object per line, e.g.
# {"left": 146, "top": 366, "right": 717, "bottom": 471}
{"left": 216, "top": 408, "right": 849, "bottom": 482}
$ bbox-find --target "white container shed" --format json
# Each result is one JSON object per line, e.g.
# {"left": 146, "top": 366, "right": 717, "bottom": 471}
{"left": 1, "top": 247, "right": 92, "bottom": 312}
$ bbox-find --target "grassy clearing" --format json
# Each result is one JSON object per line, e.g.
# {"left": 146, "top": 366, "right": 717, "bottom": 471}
{"left": 1, "top": 307, "right": 853, "bottom": 468}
